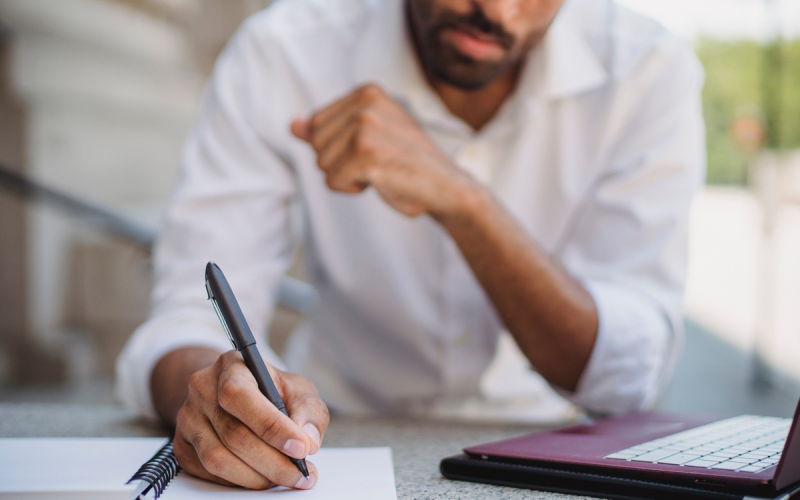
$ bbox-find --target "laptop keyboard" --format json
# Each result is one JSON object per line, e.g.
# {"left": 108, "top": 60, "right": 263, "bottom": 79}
{"left": 604, "top": 415, "right": 792, "bottom": 473}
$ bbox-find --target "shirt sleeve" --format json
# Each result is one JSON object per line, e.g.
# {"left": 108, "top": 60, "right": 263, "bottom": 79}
{"left": 557, "top": 36, "right": 706, "bottom": 414}
{"left": 115, "top": 20, "right": 298, "bottom": 420}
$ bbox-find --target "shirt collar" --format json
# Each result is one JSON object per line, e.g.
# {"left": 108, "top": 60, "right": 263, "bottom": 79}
{"left": 351, "top": 0, "right": 609, "bottom": 128}
{"left": 539, "top": 1, "right": 608, "bottom": 100}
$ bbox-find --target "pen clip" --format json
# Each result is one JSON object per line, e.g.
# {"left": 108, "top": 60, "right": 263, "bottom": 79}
{"left": 206, "top": 279, "right": 237, "bottom": 351}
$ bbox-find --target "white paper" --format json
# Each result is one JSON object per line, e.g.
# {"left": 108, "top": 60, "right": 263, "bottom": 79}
{"left": 0, "top": 437, "right": 169, "bottom": 499}
{"left": 0, "top": 438, "right": 396, "bottom": 500}
{"left": 162, "top": 448, "right": 397, "bottom": 500}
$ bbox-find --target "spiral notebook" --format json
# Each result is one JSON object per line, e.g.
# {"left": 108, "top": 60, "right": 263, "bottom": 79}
{"left": 0, "top": 438, "right": 397, "bottom": 500}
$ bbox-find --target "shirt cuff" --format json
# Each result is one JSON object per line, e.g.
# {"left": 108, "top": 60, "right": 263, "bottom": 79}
{"left": 115, "top": 305, "right": 286, "bottom": 420}
{"left": 560, "top": 279, "right": 678, "bottom": 414}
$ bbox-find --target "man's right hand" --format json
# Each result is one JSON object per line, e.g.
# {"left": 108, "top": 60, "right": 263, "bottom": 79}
{"left": 156, "top": 349, "right": 329, "bottom": 490}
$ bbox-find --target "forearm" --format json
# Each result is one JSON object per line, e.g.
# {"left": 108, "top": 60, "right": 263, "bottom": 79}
{"left": 433, "top": 185, "right": 598, "bottom": 391}
{"left": 151, "top": 346, "right": 222, "bottom": 427}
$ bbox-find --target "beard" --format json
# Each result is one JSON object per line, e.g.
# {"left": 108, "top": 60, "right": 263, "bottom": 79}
{"left": 407, "top": 1, "right": 522, "bottom": 90}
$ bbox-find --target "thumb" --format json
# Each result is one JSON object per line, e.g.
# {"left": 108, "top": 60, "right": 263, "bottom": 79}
{"left": 291, "top": 118, "right": 312, "bottom": 142}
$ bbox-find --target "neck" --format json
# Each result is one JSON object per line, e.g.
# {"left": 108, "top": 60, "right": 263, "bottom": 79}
{"left": 427, "top": 66, "right": 520, "bottom": 131}
{"left": 404, "top": 2, "right": 523, "bottom": 131}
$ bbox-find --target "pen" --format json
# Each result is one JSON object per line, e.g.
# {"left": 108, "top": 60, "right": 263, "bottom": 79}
{"left": 204, "top": 261, "right": 311, "bottom": 483}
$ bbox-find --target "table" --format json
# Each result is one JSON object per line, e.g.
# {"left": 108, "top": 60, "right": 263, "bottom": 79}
{"left": 0, "top": 402, "right": 597, "bottom": 499}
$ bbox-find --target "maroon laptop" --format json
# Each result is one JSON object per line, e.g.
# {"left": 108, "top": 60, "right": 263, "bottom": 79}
{"left": 440, "top": 400, "right": 800, "bottom": 499}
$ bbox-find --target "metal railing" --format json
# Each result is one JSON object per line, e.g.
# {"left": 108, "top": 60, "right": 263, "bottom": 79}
{"left": 0, "top": 163, "right": 316, "bottom": 314}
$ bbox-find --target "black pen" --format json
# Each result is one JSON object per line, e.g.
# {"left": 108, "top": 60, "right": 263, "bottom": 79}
{"left": 204, "top": 261, "right": 310, "bottom": 483}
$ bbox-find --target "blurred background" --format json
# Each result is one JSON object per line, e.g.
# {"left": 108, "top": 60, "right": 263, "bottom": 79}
{"left": 0, "top": 0, "right": 799, "bottom": 421}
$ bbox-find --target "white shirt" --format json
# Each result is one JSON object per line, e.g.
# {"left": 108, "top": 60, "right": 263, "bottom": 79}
{"left": 116, "top": 0, "right": 705, "bottom": 419}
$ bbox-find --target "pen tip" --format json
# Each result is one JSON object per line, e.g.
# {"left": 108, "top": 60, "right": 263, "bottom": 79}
{"left": 305, "top": 475, "right": 311, "bottom": 484}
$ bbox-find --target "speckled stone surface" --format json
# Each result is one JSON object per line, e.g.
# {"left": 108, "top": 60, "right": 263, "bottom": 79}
{"left": 0, "top": 403, "right": 599, "bottom": 499}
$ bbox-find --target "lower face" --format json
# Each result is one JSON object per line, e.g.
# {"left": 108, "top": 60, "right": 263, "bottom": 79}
{"left": 406, "top": 0, "right": 565, "bottom": 90}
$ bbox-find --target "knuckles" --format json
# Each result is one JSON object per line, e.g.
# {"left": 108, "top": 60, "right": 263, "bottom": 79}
{"left": 304, "top": 397, "right": 330, "bottom": 424}
{"left": 354, "top": 108, "right": 380, "bottom": 128}
{"left": 187, "top": 371, "right": 206, "bottom": 398}
{"left": 199, "top": 446, "right": 228, "bottom": 476}
{"left": 355, "top": 84, "right": 384, "bottom": 103}
{"left": 221, "top": 420, "right": 251, "bottom": 451}
{"left": 352, "top": 129, "right": 375, "bottom": 155}
{"left": 255, "top": 408, "right": 282, "bottom": 444}
{"left": 217, "top": 376, "right": 245, "bottom": 411}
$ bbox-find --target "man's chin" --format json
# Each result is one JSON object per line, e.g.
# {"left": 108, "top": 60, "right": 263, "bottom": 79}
{"left": 429, "top": 60, "right": 509, "bottom": 91}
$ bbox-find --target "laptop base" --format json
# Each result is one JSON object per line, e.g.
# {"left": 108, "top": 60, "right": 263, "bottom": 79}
{"left": 440, "top": 453, "right": 800, "bottom": 500}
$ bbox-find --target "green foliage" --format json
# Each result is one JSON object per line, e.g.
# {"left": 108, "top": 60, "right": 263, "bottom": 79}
{"left": 697, "top": 38, "right": 800, "bottom": 185}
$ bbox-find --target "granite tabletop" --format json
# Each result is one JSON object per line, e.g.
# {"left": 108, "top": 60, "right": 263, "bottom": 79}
{"left": 0, "top": 402, "right": 598, "bottom": 499}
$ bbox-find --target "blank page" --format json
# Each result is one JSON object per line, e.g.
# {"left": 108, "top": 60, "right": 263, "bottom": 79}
{"left": 0, "top": 438, "right": 396, "bottom": 500}
{"left": 0, "top": 437, "right": 168, "bottom": 499}
{"left": 162, "top": 447, "right": 397, "bottom": 500}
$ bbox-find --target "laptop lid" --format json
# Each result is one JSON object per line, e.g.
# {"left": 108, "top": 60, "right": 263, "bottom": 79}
{"left": 773, "top": 399, "right": 800, "bottom": 490}
{"left": 463, "top": 407, "right": 795, "bottom": 489}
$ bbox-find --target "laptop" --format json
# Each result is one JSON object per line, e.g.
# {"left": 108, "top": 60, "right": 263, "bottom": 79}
{"left": 440, "top": 399, "right": 800, "bottom": 499}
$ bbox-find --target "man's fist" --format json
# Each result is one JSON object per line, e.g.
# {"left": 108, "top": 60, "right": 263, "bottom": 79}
{"left": 172, "top": 351, "right": 329, "bottom": 490}
{"left": 291, "top": 84, "right": 479, "bottom": 218}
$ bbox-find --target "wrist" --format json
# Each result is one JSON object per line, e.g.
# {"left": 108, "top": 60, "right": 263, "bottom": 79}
{"left": 430, "top": 173, "right": 492, "bottom": 226}
{"left": 151, "top": 346, "right": 221, "bottom": 426}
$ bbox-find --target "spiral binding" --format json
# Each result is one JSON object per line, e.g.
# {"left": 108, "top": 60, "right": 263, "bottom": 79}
{"left": 127, "top": 440, "right": 181, "bottom": 499}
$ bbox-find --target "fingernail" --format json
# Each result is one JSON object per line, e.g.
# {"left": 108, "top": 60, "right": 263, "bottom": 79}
{"left": 303, "top": 423, "right": 321, "bottom": 448}
{"left": 295, "top": 474, "right": 316, "bottom": 489}
{"left": 283, "top": 439, "right": 305, "bottom": 458}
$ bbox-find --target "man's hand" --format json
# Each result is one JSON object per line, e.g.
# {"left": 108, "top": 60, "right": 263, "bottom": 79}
{"left": 290, "top": 84, "right": 597, "bottom": 392}
{"left": 169, "top": 350, "right": 329, "bottom": 490}
{"left": 291, "top": 84, "right": 481, "bottom": 218}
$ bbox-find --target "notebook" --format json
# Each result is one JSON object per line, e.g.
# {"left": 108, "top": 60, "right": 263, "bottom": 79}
{"left": 0, "top": 438, "right": 397, "bottom": 500}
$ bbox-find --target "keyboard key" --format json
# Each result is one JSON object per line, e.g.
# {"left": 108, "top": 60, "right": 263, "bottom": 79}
{"left": 603, "top": 415, "right": 792, "bottom": 471}
{"left": 631, "top": 443, "right": 660, "bottom": 451}
{"left": 739, "top": 465, "right": 766, "bottom": 473}
{"left": 692, "top": 446, "right": 720, "bottom": 453}
{"left": 753, "top": 461, "right": 777, "bottom": 468}
{"left": 685, "top": 459, "right": 722, "bottom": 468}
{"left": 727, "top": 457, "right": 755, "bottom": 464}
{"left": 630, "top": 450, "right": 680, "bottom": 463}
{"left": 657, "top": 453, "right": 703, "bottom": 465}
{"left": 712, "top": 461, "right": 747, "bottom": 471}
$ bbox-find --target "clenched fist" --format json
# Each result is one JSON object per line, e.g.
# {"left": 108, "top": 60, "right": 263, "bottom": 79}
{"left": 291, "top": 84, "right": 481, "bottom": 219}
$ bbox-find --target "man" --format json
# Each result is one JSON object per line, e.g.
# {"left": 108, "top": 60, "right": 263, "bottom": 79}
{"left": 117, "top": 0, "right": 705, "bottom": 492}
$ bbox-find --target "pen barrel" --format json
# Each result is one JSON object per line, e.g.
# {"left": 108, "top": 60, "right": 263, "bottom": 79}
{"left": 240, "top": 345, "right": 285, "bottom": 413}
{"left": 240, "top": 344, "right": 308, "bottom": 478}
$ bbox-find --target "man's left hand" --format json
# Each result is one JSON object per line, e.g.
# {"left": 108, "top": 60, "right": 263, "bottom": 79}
{"left": 291, "top": 84, "right": 478, "bottom": 218}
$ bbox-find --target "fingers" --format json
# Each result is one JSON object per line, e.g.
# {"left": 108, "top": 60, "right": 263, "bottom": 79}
{"left": 308, "top": 104, "right": 366, "bottom": 155}
{"left": 215, "top": 352, "right": 314, "bottom": 461}
{"left": 308, "top": 85, "right": 376, "bottom": 133}
{"left": 290, "top": 87, "right": 363, "bottom": 145}
{"left": 173, "top": 432, "right": 238, "bottom": 487}
{"left": 290, "top": 119, "right": 311, "bottom": 142}
{"left": 291, "top": 84, "right": 388, "bottom": 151}
{"left": 176, "top": 405, "right": 271, "bottom": 489}
{"left": 280, "top": 371, "right": 330, "bottom": 455}
{"left": 206, "top": 402, "right": 318, "bottom": 489}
